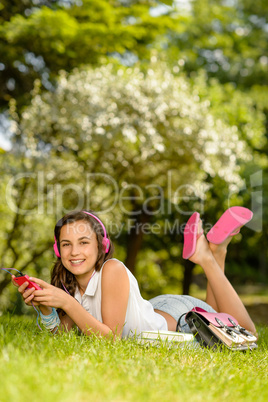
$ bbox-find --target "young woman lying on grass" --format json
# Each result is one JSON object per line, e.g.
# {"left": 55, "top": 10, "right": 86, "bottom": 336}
{"left": 12, "top": 208, "right": 257, "bottom": 338}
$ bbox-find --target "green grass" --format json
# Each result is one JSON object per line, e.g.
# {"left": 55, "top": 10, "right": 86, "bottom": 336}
{"left": 0, "top": 315, "right": 268, "bottom": 402}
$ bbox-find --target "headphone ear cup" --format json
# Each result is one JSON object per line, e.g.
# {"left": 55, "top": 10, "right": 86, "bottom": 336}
{"left": 102, "top": 238, "right": 110, "bottom": 254}
{"left": 53, "top": 237, "right": 61, "bottom": 258}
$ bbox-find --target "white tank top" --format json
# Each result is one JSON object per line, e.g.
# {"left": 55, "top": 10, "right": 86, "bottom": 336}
{"left": 74, "top": 258, "right": 168, "bottom": 337}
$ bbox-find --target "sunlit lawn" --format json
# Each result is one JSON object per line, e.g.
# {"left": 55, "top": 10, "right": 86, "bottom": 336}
{"left": 0, "top": 315, "right": 267, "bottom": 402}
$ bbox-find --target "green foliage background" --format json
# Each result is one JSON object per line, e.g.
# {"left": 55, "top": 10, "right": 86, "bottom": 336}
{"left": 0, "top": 0, "right": 267, "bottom": 315}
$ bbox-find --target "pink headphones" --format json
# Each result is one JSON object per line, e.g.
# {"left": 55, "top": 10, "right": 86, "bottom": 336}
{"left": 53, "top": 211, "right": 110, "bottom": 258}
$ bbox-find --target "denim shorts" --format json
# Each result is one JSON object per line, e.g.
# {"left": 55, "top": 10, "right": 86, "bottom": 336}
{"left": 149, "top": 294, "right": 217, "bottom": 333}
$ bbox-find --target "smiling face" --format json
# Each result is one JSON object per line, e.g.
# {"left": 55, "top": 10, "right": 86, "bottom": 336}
{"left": 59, "top": 220, "right": 99, "bottom": 282}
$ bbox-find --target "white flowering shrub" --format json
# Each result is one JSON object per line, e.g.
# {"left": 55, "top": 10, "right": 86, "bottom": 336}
{"left": 15, "top": 62, "right": 251, "bottom": 211}
{"left": 3, "top": 63, "right": 258, "bottom": 297}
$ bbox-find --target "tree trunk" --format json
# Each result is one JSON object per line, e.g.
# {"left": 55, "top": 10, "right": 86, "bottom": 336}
{"left": 182, "top": 259, "right": 195, "bottom": 295}
{"left": 124, "top": 212, "right": 149, "bottom": 275}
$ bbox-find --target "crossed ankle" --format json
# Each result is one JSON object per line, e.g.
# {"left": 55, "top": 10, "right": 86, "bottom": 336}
{"left": 209, "top": 243, "right": 228, "bottom": 255}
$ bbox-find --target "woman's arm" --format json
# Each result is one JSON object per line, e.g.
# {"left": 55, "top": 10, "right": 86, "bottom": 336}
{"left": 11, "top": 275, "right": 74, "bottom": 332}
{"left": 30, "top": 261, "right": 130, "bottom": 338}
{"left": 101, "top": 259, "right": 130, "bottom": 337}
{"left": 32, "top": 285, "right": 120, "bottom": 337}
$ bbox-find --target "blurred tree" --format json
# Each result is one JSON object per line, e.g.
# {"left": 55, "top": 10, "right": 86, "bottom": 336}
{"left": 0, "top": 0, "right": 55, "bottom": 23}
{"left": 159, "top": 0, "right": 268, "bottom": 292}
{"left": 0, "top": 141, "right": 89, "bottom": 312}
{"left": 0, "top": 0, "right": 175, "bottom": 111}
{"left": 1, "top": 0, "right": 267, "bottom": 305}
{"left": 1, "top": 62, "right": 262, "bottom": 303}
{"left": 164, "top": 0, "right": 268, "bottom": 89}
{"left": 0, "top": 0, "right": 61, "bottom": 109}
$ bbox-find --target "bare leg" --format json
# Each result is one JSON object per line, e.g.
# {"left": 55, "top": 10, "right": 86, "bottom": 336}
{"left": 206, "top": 236, "right": 233, "bottom": 310}
{"left": 190, "top": 227, "right": 256, "bottom": 334}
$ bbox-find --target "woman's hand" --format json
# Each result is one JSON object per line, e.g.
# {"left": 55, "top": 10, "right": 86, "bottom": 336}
{"left": 11, "top": 275, "right": 40, "bottom": 306}
{"left": 27, "top": 277, "right": 69, "bottom": 310}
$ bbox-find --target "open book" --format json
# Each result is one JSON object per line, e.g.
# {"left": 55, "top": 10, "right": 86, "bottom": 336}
{"left": 136, "top": 330, "right": 195, "bottom": 345}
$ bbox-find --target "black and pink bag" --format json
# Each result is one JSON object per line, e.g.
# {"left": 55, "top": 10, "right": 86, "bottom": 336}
{"left": 184, "top": 307, "right": 257, "bottom": 351}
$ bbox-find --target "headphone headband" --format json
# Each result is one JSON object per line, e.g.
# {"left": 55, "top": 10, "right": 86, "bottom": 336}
{"left": 82, "top": 210, "right": 107, "bottom": 238}
{"left": 53, "top": 211, "right": 110, "bottom": 257}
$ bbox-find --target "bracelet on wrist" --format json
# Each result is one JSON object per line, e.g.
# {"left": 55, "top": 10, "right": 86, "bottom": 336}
{"left": 40, "top": 307, "right": 60, "bottom": 330}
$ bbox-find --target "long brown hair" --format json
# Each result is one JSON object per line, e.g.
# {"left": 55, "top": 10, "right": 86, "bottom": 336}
{"left": 51, "top": 210, "right": 114, "bottom": 297}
